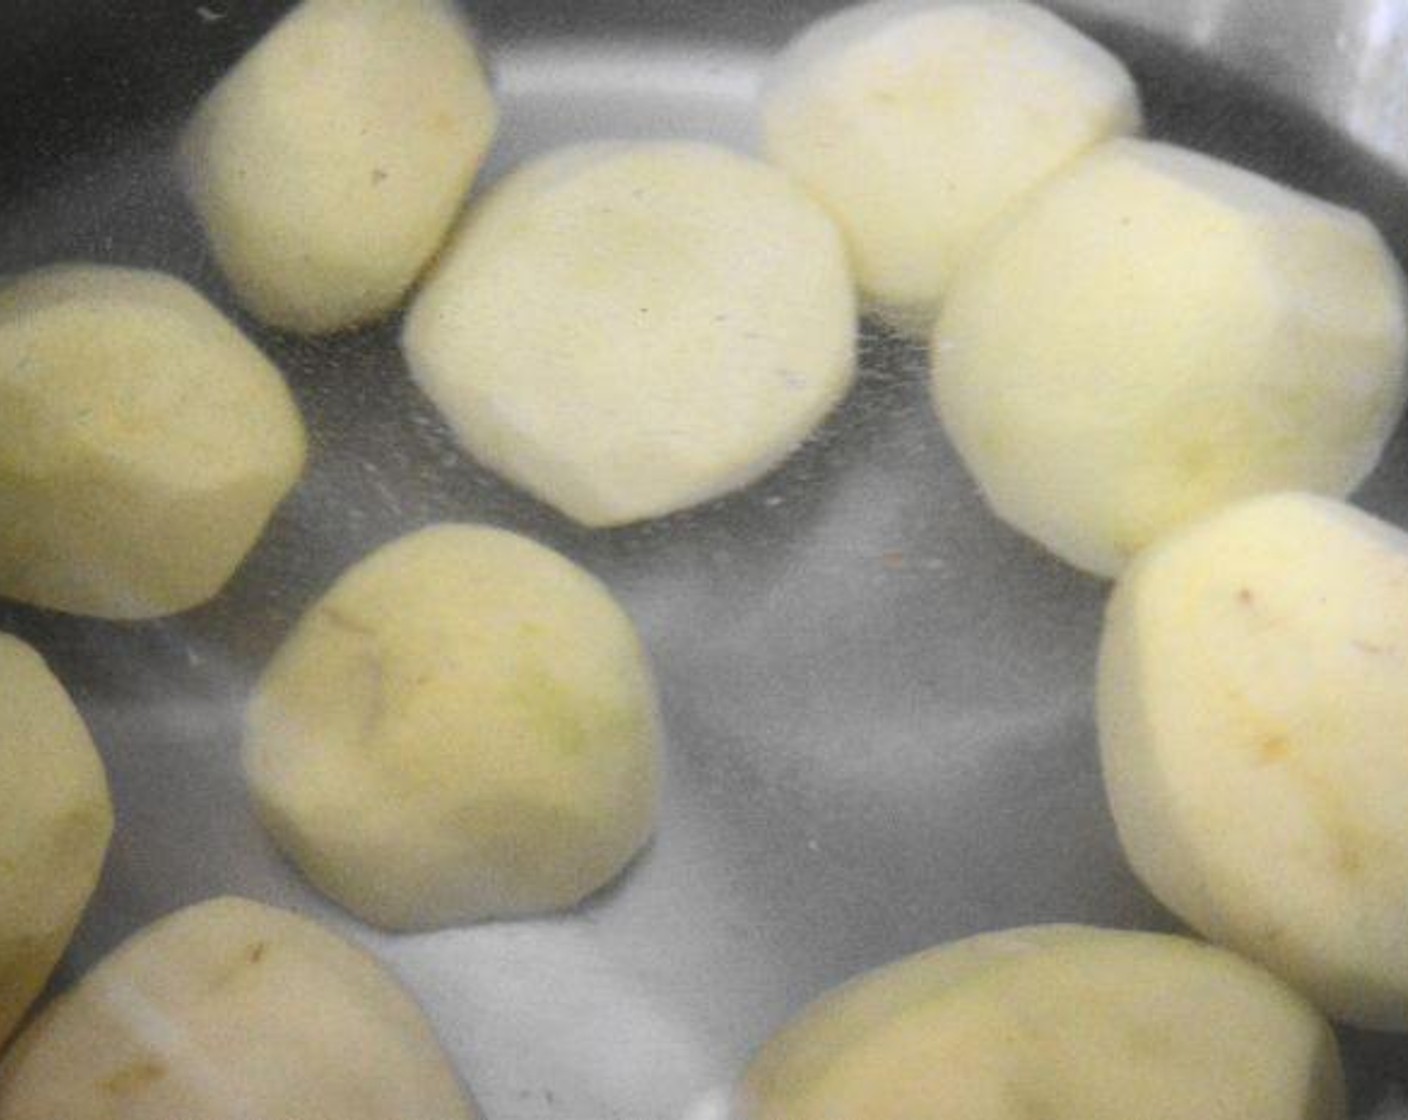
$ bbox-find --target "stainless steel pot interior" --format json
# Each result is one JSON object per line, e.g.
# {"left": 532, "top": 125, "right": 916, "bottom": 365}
{"left": 0, "top": 1, "right": 1405, "bottom": 1117}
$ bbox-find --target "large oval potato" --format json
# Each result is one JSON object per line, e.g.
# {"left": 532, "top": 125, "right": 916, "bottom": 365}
{"left": 402, "top": 141, "right": 856, "bottom": 527}
{"left": 1100, "top": 493, "right": 1408, "bottom": 1029}
{"left": 0, "top": 265, "right": 307, "bottom": 619}
{"left": 181, "top": 0, "right": 498, "bottom": 334}
{"left": 0, "top": 634, "right": 112, "bottom": 1049}
{"left": 763, "top": 0, "right": 1140, "bottom": 333}
{"left": 244, "top": 525, "right": 661, "bottom": 931}
{"left": 932, "top": 140, "right": 1408, "bottom": 577}
{"left": 0, "top": 897, "right": 476, "bottom": 1119}
{"left": 740, "top": 925, "right": 1345, "bottom": 1120}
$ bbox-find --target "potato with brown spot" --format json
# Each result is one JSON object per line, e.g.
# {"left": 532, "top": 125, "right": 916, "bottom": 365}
{"left": 1099, "top": 492, "right": 1408, "bottom": 1028}
{"left": 0, "top": 898, "right": 477, "bottom": 1119}
{"left": 181, "top": 0, "right": 498, "bottom": 333}
{"left": 244, "top": 525, "right": 662, "bottom": 930}
{"left": 100, "top": 1061, "right": 166, "bottom": 1097}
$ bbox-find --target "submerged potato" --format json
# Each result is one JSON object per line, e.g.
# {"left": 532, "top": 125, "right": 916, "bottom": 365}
{"left": 181, "top": 0, "right": 498, "bottom": 334}
{"left": 1100, "top": 493, "right": 1408, "bottom": 1029}
{"left": 0, "top": 265, "right": 306, "bottom": 619}
{"left": 0, "top": 635, "right": 112, "bottom": 1049}
{"left": 403, "top": 141, "right": 856, "bottom": 527}
{"left": 763, "top": 0, "right": 1140, "bottom": 332}
{"left": 932, "top": 140, "right": 1408, "bottom": 577}
{"left": 0, "top": 897, "right": 476, "bottom": 1119}
{"left": 244, "top": 525, "right": 661, "bottom": 930}
{"left": 740, "top": 925, "right": 1345, "bottom": 1120}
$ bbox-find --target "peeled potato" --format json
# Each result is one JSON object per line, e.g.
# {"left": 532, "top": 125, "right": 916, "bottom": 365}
{"left": 0, "top": 265, "right": 307, "bottom": 619}
{"left": 402, "top": 141, "right": 856, "bottom": 527}
{"left": 1100, "top": 493, "right": 1408, "bottom": 1029}
{"left": 244, "top": 525, "right": 661, "bottom": 931}
{"left": 0, "top": 897, "right": 476, "bottom": 1118}
{"left": 740, "top": 924, "right": 1345, "bottom": 1120}
{"left": 762, "top": 0, "right": 1140, "bottom": 332}
{"left": 181, "top": 0, "right": 498, "bottom": 334}
{"left": 932, "top": 140, "right": 1408, "bottom": 577}
{"left": 0, "top": 635, "right": 112, "bottom": 1049}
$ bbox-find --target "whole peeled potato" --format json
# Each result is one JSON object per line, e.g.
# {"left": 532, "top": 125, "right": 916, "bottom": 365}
{"left": 932, "top": 140, "right": 1408, "bottom": 577}
{"left": 181, "top": 0, "right": 498, "bottom": 334}
{"left": 0, "top": 265, "right": 307, "bottom": 619}
{"left": 0, "top": 634, "right": 112, "bottom": 1049}
{"left": 740, "top": 924, "right": 1345, "bottom": 1120}
{"left": 402, "top": 141, "right": 856, "bottom": 527}
{"left": 244, "top": 525, "right": 661, "bottom": 931}
{"left": 0, "top": 897, "right": 477, "bottom": 1119}
{"left": 763, "top": 0, "right": 1141, "bottom": 333}
{"left": 1100, "top": 493, "right": 1408, "bottom": 1029}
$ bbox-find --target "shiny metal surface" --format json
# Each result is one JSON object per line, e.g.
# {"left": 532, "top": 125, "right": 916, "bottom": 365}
{"left": 0, "top": 1, "right": 1406, "bottom": 1117}
{"left": 1071, "top": 0, "right": 1408, "bottom": 171}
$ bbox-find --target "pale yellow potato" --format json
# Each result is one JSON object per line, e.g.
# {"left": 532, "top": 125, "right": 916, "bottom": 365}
{"left": 402, "top": 142, "right": 857, "bottom": 527}
{"left": 0, "top": 265, "right": 307, "bottom": 619}
{"left": 763, "top": 0, "right": 1140, "bottom": 333}
{"left": 1100, "top": 493, "right": 1408, "bottom": 1029}
{"left": 740, "top": 924, "right": 1345, "bottom": 1120}
{"left": 0, "top": 897, "right": 477, "bottom": 1119}
{"left": 933, "top": 140, "right": 1408, "bottom": 577}
{"left": 244, "top": 525, "right": 661, "bottom": 930}
{"left": 0, "top": 634, "right": 112, "bottom": 1049}
{"left": 181, "top": 0, "right": 498, "bottom": 334}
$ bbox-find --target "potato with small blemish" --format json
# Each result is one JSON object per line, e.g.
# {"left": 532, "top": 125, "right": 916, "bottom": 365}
{"left": 0, "top": 634, "right": 112, "bottom": 1049}
{"left": 0, "top": 265, "right": 307, "bottom": 619}
{"left": 243, "top": 525, "right": 661, "bottom": 931}
{"left": 181, "top": 0, "right": 498, "bottom": 334}
{"left": 740, "top": 924, "right": 1345, "bottom": 1120}
{"left": 0, "top": 897, "right": 477, "bottom": 1118}
{"left": 1100, "top": 493, "right": 1408, "bottom": 1028}
{"left": 402, "top": 141, "right": 856, "bottom": 526}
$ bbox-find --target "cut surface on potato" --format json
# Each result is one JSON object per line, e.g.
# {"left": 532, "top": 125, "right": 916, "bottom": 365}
{"left": 763, "top": 0, "right": 1140, "bottom": 333}
{"left": 244, "top": 525, "right": 661, "bottom": 930}
{"left": 0, "top": 897, "right": 477, "bottom": 1119}
{"left": 740, "top": 924, "right": 1345, "bottom": 1120}
{"left": 0, "top": 265, "right": 307, "bottom": 619}
{"left": 1100, "top": 493, "right": 1408, "bottom": 1029}
{"left": 181, "top": 0, "right": 498, "bottom": 334}
{"left": 402, "top": 141, "right": 857, "bottom": 527}
{"left": 0, "top": 634, "right": 112, "bottom": 1049}
{"left": 932, "top": 139, "right": 1408, "bottom": 577}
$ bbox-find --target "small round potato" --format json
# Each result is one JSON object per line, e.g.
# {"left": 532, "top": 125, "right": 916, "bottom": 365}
{"left": 0, "top": 265, "right": 307, "bottom": 618}
{"left": 740, "top": 925, "right": 1345, "bottom": 1120}
{"left": 0, "top": 634, "right": 112, "bottom": 1049}
{"left": 1100, "top": 493, "right": 1408, "bottom": 1029}
{"left": 244, "top": 525, "right": 661, "bottom": 931}
{"left": 0, "top": 897, "right": 477, "bottom": 1119}
{"left": 181, "top": 0, "right": 499, "bottom": 334}
{"left": 933, "top": 140, "right": 1408, "bottom": 577}
{"left": 763, "top": 0, "right": 1141, "bottom": 332}
{"left": 402, "top": 141, "right": 857, "bottom": 527}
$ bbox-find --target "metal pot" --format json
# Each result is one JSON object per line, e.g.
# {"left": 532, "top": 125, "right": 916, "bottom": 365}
{"left": 0, "top": 1, "right": 1404, "bottom": 1116}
